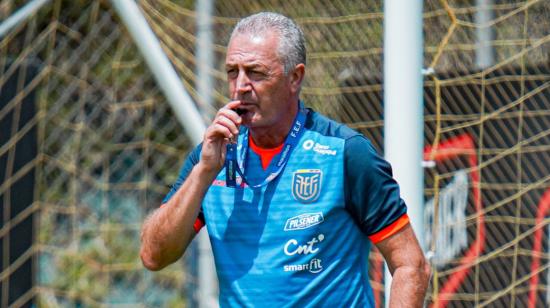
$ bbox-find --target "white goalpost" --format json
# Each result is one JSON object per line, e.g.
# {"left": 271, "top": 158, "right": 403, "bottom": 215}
{"left": 111, "top": 1, "right": 217, "bottom": 307}
{"left": 383, "top": 0, "right": 425, "bottom": 305}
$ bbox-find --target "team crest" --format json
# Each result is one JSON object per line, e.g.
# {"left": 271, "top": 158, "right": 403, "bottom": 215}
{"left": 292, "top": 169, "right": 322, "bottom": 203}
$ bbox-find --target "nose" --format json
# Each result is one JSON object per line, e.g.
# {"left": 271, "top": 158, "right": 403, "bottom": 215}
{"left": 235, "top": 70, "right": 252, "bottom": 96}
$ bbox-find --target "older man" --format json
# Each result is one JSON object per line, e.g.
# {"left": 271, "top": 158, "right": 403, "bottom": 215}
{"left": 140, "top": 12, "right": 430, "bottom": 307}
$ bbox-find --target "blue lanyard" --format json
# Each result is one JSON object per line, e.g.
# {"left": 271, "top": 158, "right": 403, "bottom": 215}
{"left": 225, "top": 103, "right": 307, "bottom": 188}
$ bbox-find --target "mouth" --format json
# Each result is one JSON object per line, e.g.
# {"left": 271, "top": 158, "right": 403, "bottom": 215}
{"left": 235, "top": 103, "right": 256, "bottom": 116}
{"left": 235, "top": 108, "right": 247, "bottom": 116}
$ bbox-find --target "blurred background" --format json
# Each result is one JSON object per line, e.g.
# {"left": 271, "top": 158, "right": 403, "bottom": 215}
{"left": 1, "top": 0, "right": 549, "bottom": 307}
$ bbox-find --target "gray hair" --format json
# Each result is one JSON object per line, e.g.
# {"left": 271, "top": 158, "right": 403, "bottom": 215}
{"left": 230, "top": 12, "right": 306, "bottom": 75}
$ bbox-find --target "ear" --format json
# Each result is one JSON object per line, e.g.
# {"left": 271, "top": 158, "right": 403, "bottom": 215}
{"left": 289, "top": 63, "right": 305, "bottom": 94}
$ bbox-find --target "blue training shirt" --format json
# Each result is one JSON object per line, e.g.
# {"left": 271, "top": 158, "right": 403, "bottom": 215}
{"left": 163, "top": 108, "right": 408, "bottom": 307}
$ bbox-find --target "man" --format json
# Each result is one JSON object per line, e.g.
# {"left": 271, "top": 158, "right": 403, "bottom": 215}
{"left": 140, "top": 12, "right": 430, "bottom": 307}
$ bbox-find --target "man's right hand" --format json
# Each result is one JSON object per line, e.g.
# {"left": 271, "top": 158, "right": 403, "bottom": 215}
{"left": 199, "top": 100, "right": 243, "bottom": 175}
{"left": 140, "top": 101, "right": 244, "bottom": 271}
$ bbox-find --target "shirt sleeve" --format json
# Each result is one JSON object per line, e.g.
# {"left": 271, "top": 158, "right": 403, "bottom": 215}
{"left": 344, "top": 135, "right": 409, "bottom": 243}
{"left": 161, "top": 144, "right": 205, "bottom": 232}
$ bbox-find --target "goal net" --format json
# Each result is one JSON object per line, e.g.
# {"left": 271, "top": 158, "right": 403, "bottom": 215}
{"left": 0, "top": 0, "right": 549, "bottom": 307}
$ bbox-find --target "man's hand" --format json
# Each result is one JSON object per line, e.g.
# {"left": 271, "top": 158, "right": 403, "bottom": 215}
{"left": 200, "top": 100, "right": 243, "bottom": 175}
{"left": 375, "top": 224, "right": 431, "bottom": 307}
{"left": 140, "top": 101, "right": 244, "bottom": 271}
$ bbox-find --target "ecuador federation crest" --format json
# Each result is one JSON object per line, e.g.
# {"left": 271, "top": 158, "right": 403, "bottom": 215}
{"left": 292, "top": 169, "right": 322, "bottom": 203}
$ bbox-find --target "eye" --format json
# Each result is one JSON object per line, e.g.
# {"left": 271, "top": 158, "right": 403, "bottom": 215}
{"left": 249, "top": 70, "right": 265, "bottom": 79}
{"left": 226, "top": 69, "right": 238, "bottom": 79}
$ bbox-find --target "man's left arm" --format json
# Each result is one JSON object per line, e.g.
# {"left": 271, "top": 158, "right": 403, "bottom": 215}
{"left": 375, "top": 224, "right": 431, "bottom": 307}
{"left": 343, "top": 135, "right": 430, "bottom": 305}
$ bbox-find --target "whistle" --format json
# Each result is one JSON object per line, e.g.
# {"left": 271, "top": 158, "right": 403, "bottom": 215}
{"left": 234, "top": 108, "right": 246, "bottom": 116}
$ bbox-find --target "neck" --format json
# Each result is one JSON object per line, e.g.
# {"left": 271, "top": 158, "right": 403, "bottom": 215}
{"left": 250, "top": 102, "right": 299, "bottom": 149}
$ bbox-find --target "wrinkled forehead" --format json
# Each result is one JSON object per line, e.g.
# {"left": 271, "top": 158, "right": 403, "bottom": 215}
{"left": 229, "top": 34, "right": 266, "bottom": 47}
{"left": 225, "top": 32, "right": 282, "bottom": 65}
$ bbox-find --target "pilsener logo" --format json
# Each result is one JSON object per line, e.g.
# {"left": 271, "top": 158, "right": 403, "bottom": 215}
{"left": 284, "top": 212, "right": 324, "bottom": 231}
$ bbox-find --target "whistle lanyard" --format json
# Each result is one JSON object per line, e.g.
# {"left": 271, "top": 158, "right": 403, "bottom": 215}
{"left": 225, "top": 103, "right": 307, "bottom": 188}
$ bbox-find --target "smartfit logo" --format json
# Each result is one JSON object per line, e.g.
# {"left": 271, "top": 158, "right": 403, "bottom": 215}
{"left": 283, "top": 258, "right": 323, "bottom": 274}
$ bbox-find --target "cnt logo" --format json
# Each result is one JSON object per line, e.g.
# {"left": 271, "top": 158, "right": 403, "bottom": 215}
{"left": 284, "top": 212, "right": 324, "bottom": 231}
{"left": 284, "top": 234, "right": 325, "bottom": 256}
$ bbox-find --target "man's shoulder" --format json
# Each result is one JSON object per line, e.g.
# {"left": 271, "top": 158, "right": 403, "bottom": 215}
{"left": 305, "top": 108, "right": 361, "bottom": 141}
{"left": 305, "top": 108, "right": 380, "bottom": 159}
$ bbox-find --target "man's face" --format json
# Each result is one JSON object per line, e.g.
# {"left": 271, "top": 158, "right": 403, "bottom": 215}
{"left": 225, "top": 32, "right": 296, "bottom": 129}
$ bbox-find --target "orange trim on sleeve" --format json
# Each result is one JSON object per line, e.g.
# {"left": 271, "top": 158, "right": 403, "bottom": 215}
{"left": 162, "top": 203, "right": 204, "bottom": 233}
{"left": 193, "top": 218, "right": 205, "bottom": 233}
{"left": 368, "top": 214, "right": 410, "bottom": 244}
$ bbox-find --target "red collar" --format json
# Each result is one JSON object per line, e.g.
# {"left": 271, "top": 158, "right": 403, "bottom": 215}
{"left": 249, "top": 137, "right": 284, "bottom": 170}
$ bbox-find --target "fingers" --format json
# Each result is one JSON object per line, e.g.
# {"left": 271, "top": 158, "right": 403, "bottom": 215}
{"left": 200, "top": 102, "right": 244, "bottom": 172}
{"left": 214, "top": 101, "right": 243, "bottom": 135}
{"left": 204, "top": 101, "right": 243, "bottom": 142}
{"left": 215, "top": 115, "right": 240, "bottom": 137}
{"left": 225, "top": 100, "right": 242, "bottom": 110}
{"left": 219, "top": 101, "right": 243, "bottom": 127}
{"left": 209, "top": 123, "right": 234, "bottom": 140}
